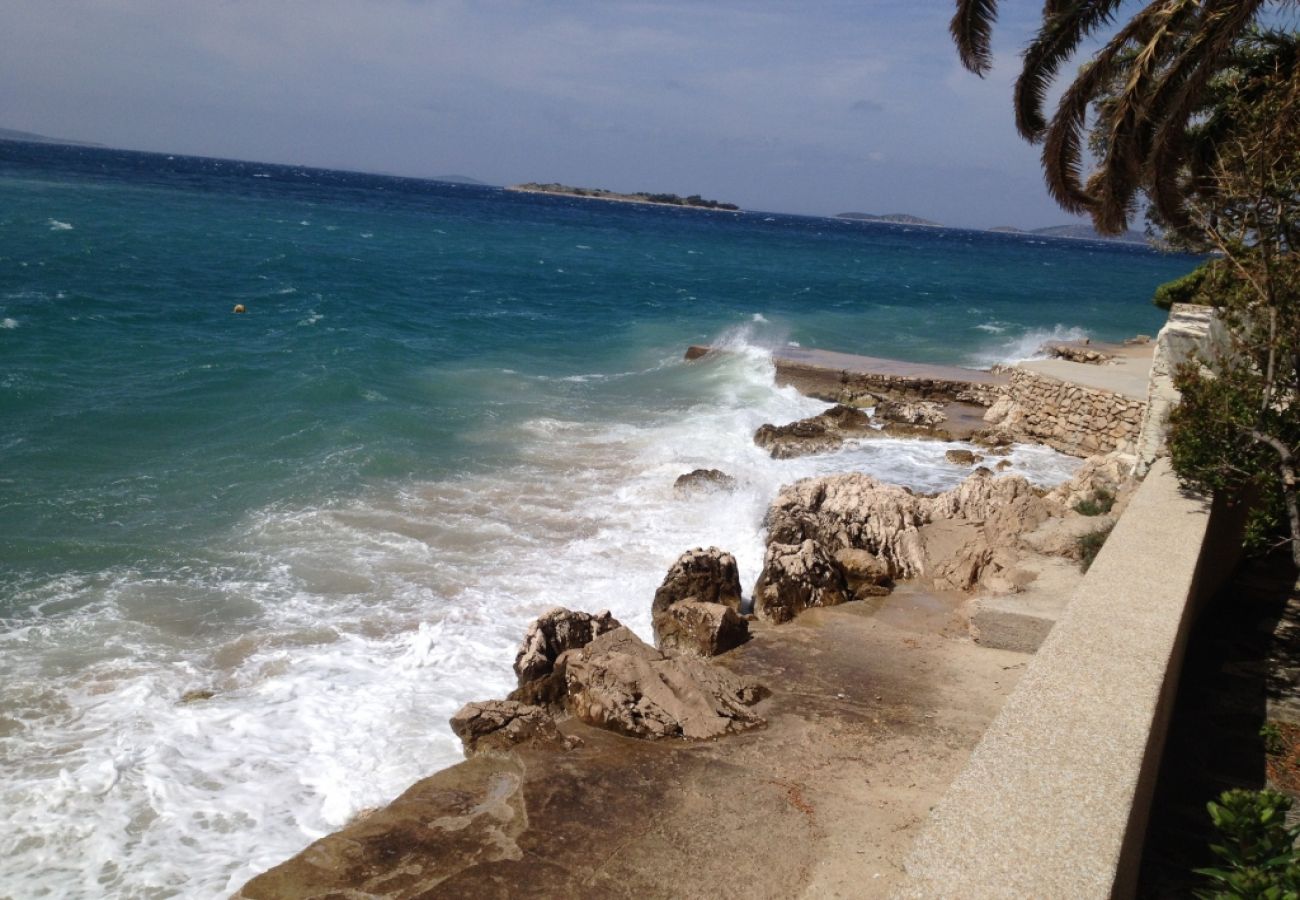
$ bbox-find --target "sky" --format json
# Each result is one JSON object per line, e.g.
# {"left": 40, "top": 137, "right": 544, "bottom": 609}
{"left": 1, "top": 0, "right": 1093, "bottom": 229}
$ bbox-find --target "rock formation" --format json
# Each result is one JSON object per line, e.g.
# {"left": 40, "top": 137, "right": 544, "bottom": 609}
{"left": 564, "top": 627, "right": 766, "bottom": 740}
{"left": 651, "top": 547, "right": 749, "bottom": 655}
{"left": 875, "top": 399, "right": 947, "bottom": 428}
{"left": 753, "top": 404, "right": 875, "bottom": 458}
{"left": 510, "top": 608, "right": 621, "bottom": 706}
{"left": 449, "top": 700, "right": 576, "bottom": 757}
{"left": 674, "top": 468, "right": 738, "bottom": 496}
{"left": 944, "top": 449, "right": 981, "bottom": 466}
{"left": 753, "top": 539, "right": 851, "bottom": 623}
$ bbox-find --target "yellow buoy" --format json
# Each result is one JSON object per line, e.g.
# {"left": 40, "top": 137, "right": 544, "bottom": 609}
{"left": 233, "top": 304, "right": 246, "bottom": 314}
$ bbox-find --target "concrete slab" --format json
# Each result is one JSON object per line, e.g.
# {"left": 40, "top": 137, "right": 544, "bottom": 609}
{"left": 1019, "top": 345, "right": 1154, "bottom": 400}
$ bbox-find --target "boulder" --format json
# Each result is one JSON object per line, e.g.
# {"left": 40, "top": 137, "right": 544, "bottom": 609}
{"left": 653, "top": 599, "right": 750, "bottom": 657}
{"left": 449, "top": 700, "right": 575, "bottom": 757}
{"left": 875, "top": 399, "right": 947, "bottom": 427}
{"left": 764, "top": 474, "right": 930, "bottom": 579}
{"left": 944, "top": 449, "right": 981, "bottom": 466}
{"left": 651, "top": 547, "right": 743, "bottom": 615}
{"left": 753, "top": 404, "right": 875, "bottom": 459}
{"left": 753, "top": 539, "right": 851, "bottom": 624}
{"left": 833, "top": 547, "right": 892, "bottom": 599}
{"left": 1047, "top": 450, "right": 1135, "bottom": 510}
{"left": 564, "top": 627, "right": 766, "bottom": 740}
{"left": 510, "top": 608, "right": 621, "bottom": 707}
{"left": 673, "top": 468, "right": 738, "bottom": 496}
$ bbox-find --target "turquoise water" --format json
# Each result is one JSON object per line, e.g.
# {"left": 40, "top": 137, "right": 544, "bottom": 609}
{"left": 0, "top": 141, "right": 1194, "bottom": 896}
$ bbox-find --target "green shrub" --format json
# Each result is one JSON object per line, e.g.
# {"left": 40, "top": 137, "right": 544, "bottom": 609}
{"left": 1074, "top": 489, "right": 1115, "bottom": 517}
{"left": 1262, "top": 722, "right": 1287, "bottom": 755}
{"left": 1195, "top": 788, "right": 1300, "bottom": 899}
{"left": 1077, "top": 524, "right": 1114, "bottom": 572}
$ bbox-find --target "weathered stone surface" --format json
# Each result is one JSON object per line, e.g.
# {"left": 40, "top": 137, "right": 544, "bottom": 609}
{"left": 564, "top": 627, "right": 766, "bottom": 739}
{"left": 988, "top": 367, "right": 1146, "bottom": 458}
{"left": 874, "top": 399, "right": 947, "bottom": 427}
{"left": 653, "top": 599, "right": 750, "bottom": 657}
{"left": 944, "top": 449, "right": 981, "bottom": 466}
{"left": 651, "top": 547, "right": 743, "bottom": 615}
{"left": 1047, "top": 450, "right": 1135, "bottom": 510}
{"left": 765, "top": 474, "right": 930, "bottom": 579}
{"left": 753, "top": 404, "right": 875, "bottom": 459}
{"left": 1044, "top": 343, "right": 1115, "bottom": 365}
{"left": 753, "top": 539, "right": 851, "bottom": 624}
{"left": 833, "top": 547, "right": 893, "bottom": 599}
{"left": 510, "top": 608, "right": 621, "bottom": 706}
{"left": 673, "top": 468, "right": 738, "bottom": 496}
{"left": 449, "top": 700, "right": 574, "bottom": 757}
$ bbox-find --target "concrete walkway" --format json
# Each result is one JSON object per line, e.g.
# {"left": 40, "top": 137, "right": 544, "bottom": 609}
{"left": 1019, "top": 344, "right": 1154, "bottom": 400}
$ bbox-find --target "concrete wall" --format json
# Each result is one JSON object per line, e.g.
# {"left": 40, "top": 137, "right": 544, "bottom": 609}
{"left": 999, "top": 367, "right": 1146, "bottom": 457}
{"left": 895, "top": 458, "right": 1244, "bottom": 899}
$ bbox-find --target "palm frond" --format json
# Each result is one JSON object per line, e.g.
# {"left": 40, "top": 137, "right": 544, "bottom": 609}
{"left": 952, "top": 0, "right": 1000, "bottom": 75}
{"left": 1015, "top": 0, "right": 1127, "bottom": 139}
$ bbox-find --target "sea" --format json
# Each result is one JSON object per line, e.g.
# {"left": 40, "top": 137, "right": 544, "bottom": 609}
{"left": 0, "top": 141, "right": 1196, "bottom": 897}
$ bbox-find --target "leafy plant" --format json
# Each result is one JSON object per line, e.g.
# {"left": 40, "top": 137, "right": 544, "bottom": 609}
{"left": 1078, "top": 524, "right": 1114, "bottom": 572}
{"left": 1263, "top": 723, "right": 1288, "bottom": 756}
{"left": 1195, "top": 788, "right": 1300, "bottom": 899}
{"left": 1074, "top": 489, "right": 1115, "bottom": 517}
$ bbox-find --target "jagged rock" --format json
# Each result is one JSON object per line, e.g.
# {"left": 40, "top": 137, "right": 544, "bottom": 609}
{"left": 1022, "top": 513, "right": 1119, "bottom": 559}
{"left": 674, "top": 468, "right": 738, "bottom": 496}
{"left": 1044, "top": 343, "right": 1115, "bottom": 364}
{"left": 564, "top": 627, "right": 766, "bottom": 740}
{"left": 449, "top": 700, "right": 575, "bottom": 757}
{"left": 753, "top": 539, "right": 851, "bottom": 624}
{"left": 879, "top": 421, "right": 955, "bottom": 441}
{"left": 653, "top": 599, "right": 750, "bottom": 657}
{"left": 765, "top": 474, "right": 930, "bottom": 579}
{"left": 875, "top": 399, "right": 947, "bottom": 427}
{"left": 651, "top": 547, "right": 743, "bottom": 615}
{"left": 945, "top": 449, "right": 981, "bottom": 466}
{"left": 995, "top": 460, "right": 1012, "bottom": 471}
{"left": 834, "top": 547, "right": 892, "bottom": 599}
{"left": 753, "top": 404, "right": 875, "bottom": 459}
{"left": 510, "top": 608, "right": 621, "bottom": 707}
{"left": 1048, "top": 450, "right": 1135, "bottom": 510}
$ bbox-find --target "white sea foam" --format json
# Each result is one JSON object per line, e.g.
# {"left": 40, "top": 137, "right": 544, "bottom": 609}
{"left": 47, "top": 219, "right": 73, "bottom": 231}
{"left": 0, "top": 330, "right": 1080, "bottom": 897}
{"left": 1, "top": 318, "right": 17, "bottom": 329}
{"left": 971, "top": 324, "right": 1090, "bottom": 366}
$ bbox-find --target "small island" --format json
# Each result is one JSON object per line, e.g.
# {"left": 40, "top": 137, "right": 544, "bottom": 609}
{"left": 835, "top": 211, "right": 945, "bottom": 227}
{"left": 509, "top": 182, "right": 740, "bottom": 211}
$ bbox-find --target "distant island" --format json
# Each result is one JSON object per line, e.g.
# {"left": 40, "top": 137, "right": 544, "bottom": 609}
{"left": 509, "top": 182, "right": 739, "bottom": 211}
{"left": 0, "top": 126, "right": 102, "bottom": 147}
{"left": 990, "top": 223, "right": 1152, "bottom": 245}
{"left": 836, "top": 212, "right": 945, "bottom": 227}
{"left": 428, "top": 174, "right": 490, "bottom": 186}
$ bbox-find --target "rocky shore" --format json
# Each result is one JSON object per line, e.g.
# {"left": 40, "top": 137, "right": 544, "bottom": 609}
{"left": 237, "top": 341, "right": 1153, "bottom": 898}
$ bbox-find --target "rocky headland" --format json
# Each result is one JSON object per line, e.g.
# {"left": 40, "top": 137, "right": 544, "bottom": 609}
{"left": 237, "top": 337, "right": 1156, "bottom": 898}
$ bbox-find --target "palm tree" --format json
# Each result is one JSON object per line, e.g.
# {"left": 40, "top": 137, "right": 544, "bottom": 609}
{"left": 950, "top": 0, "right": 1286, "bottom": 234}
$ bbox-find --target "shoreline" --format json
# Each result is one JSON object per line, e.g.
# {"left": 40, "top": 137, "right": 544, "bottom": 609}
{"left": 237, "top": 337, "right": 1156, "bottom": 896}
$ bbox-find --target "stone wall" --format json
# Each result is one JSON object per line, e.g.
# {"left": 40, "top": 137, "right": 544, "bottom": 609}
{"left": 991, "top": 368, "right": 1146, "bottom": 457}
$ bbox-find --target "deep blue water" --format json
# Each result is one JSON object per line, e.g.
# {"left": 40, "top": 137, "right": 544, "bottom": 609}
{"left": 0, "top": 139, "right": 1197, "bottom": 896}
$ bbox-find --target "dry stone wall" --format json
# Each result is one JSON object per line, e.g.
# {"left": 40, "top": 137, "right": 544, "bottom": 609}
{"left": 999, "top": 368, "right": 1145, "bottom": 457}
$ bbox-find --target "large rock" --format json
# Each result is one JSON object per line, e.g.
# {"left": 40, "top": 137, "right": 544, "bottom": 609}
{"left": 753, "top": 539, "right": 851, "bottom": 624}
{"left": 753, "top": 404, "right": 875, "bottom": 459}
{"left": 674, "top": 468, "right": 737, "bottom": 496}
{"left": 651, "top": 547, "right": 743, "bottom": 615}
{"left": 765, "top": 474, "right": 930, "bottom": 579}
{"left": 833, "top": 547, "right": 893, "bottom": 599}
{"left": 1048, "top": 450, "right": 1135, "bottom": 510}
{"left": 510, "top": 608, "right": 621, "bottom": 707}
{"left": 875, "top": 399, "right": 947, "bottom": 427}
{"left": 449, "top": 700, "right": 574, "bottom": 757}
{"left": 654, "top": 599, "right": 750, "bottom": 657}
{"left": 564, "top": 627, "right": 766, "bottom": 740}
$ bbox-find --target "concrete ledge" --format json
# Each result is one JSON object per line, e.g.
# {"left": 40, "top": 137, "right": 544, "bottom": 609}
{"left": 897, "top": 459, "right": 1241, "bottom": 898}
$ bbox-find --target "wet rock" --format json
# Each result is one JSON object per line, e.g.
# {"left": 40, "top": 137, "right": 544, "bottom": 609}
{"left": 510, "top": 608, "right": 621, "bottom": 707}
{"left": 653, "top": 599, "right": 750, "bottom": 657}
{"left": 995, "top": 460, "right": 1012, "bottom": 471}
{"left": 564, "top": 627, "right": 766, "bottom": 740}
{"left": 753, "top": 404, "right": 875, "bottom": 459}
{"left": 1044, "top": 343, "right": 1114, "bottom": 364}
{"left": 651, "top": 547, "right": 743, "bottom": 615}
{"left": 180, "top": 689, "right": 215, "bottom": 704}
{"left": 833, "top": 547, "right": 893, "bottom": 599}
{"left": 944, "top": 449, "right": 982, "bottom": 466}
{"left": 450, "top": 700, "right": 576, "bottom": 757}
{"left": 753, "top": 539, "right": 851, "bottom": 624}
{"left": 874, "top": 399, "right": 947, "bottom": 427}
{"left": 674, "top": 468, "right": 738, "bottom": 496}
